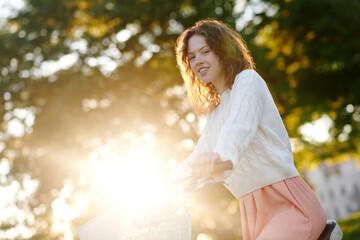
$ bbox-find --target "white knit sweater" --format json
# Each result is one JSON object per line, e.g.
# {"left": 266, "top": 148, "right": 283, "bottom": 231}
{"left": 173, "top": 69, "right": 299, "bottom": 198}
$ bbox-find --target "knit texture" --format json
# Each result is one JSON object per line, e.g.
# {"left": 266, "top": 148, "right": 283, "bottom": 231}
{"left": 173, "top": 69, "right": 299, "bottom": 198}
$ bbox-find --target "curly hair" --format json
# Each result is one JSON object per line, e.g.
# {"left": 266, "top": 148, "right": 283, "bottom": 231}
{"left": 175, "top": 19, "right": 255, "bottom": 114}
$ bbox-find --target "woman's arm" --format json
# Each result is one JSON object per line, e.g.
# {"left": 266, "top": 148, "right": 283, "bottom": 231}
{"left": 214, "top": 70, "right": 265, "bottom": 167}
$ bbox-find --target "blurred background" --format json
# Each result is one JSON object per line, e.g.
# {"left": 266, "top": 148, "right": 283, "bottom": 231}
{"left": 0, "top": 0, "right": 359, "bottom": 239}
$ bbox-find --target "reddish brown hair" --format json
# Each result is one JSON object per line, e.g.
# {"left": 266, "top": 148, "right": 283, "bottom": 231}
{"left": 175, "top": 19, "right": 255, "bottom": 114}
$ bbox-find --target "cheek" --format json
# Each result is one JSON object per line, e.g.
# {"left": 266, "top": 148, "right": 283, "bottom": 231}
{"left": 214, "top": 57, "right": 223, "bottom": 72}
{"left": 189, "top": 62, "right": 196, "bottom": 73}
{"left": 211, "top": 54, "right": 221, "bottom": 64}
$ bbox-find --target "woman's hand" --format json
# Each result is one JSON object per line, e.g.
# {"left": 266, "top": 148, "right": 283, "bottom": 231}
{"left": 188, "top": 152, "right": 222, "bottom": 178}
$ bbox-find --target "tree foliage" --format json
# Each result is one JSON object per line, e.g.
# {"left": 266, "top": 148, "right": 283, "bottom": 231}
{"left": 245, "top": 0, "right": 360, "bottom": 165}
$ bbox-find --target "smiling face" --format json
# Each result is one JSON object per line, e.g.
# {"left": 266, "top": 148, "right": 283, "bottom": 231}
{"left": 187, "top": 34, "right": 226, "bottom": 93}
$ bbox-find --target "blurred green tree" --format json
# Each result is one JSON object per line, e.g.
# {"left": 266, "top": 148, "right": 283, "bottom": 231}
{"left": 243, "top": 0, "right": 360, "bottom": 168}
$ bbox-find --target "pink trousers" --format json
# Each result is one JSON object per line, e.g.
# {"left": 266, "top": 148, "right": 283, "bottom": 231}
{"left": 239, "top": 176, "right": 327, "bottom": 240}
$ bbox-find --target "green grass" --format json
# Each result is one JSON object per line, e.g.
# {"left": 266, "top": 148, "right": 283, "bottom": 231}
{"left": 338, "top": 211, "right": 360, "bottom": 240}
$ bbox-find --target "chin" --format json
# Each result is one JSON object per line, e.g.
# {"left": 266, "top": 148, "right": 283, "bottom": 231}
{"left": 200, "top": 80, "right": 211, "bottom": 84}
{"left": 198, "top": 78, "right": 211, "bottom": 84}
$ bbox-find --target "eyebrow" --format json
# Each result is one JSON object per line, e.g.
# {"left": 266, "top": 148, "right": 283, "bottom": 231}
{"left": 188, "top": 46, "right": 208, "bottom": 55}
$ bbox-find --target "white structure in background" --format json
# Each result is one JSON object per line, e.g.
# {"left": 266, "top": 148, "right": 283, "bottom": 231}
{"left": 304, "top": 160, "right": 360, "bottom": 220}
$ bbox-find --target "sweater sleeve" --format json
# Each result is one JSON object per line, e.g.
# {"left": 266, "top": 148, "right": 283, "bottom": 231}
{"left": 169, "top": 116, "right": 212, "bottom": 182}
{"left": 214, "top": 70, "right": 265, "bottom": 166}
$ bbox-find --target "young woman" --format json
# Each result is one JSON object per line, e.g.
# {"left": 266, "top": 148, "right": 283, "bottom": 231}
{"left": 173, "top": 19, "right": 327, "bottom": 240}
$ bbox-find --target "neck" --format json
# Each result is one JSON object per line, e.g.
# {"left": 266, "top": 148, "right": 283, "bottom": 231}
{"left": 213, "top": 81, "right": 226, "bottom": 95}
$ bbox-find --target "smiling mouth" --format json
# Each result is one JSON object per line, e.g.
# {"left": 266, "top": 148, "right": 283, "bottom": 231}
{"left": 199, "top": 67, "right": 208, "bottom": 73}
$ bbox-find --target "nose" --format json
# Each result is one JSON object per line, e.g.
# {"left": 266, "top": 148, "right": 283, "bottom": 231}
{"left": 194, "top": 56, "right": 204, "bottom": 66}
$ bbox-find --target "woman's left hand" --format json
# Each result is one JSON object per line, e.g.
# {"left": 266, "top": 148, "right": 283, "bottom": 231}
{"left": 188, "top": 152, "right": 222, "bottom": 178}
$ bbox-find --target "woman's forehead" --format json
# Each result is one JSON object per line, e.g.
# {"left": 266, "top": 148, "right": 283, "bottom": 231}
{"left": 187, "top": 34, "right": 209, "bottom": 54}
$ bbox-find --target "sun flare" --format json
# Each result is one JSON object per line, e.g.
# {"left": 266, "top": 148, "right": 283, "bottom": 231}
{"left": 90, "top": 146, "right": 170, "bottom": 213}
